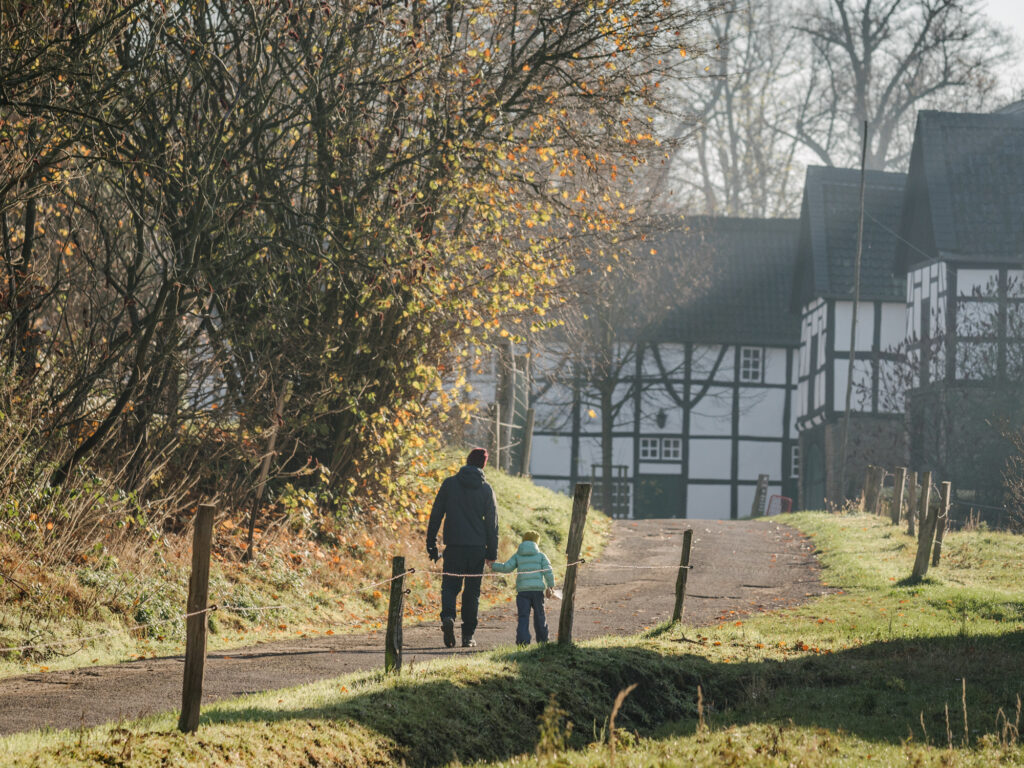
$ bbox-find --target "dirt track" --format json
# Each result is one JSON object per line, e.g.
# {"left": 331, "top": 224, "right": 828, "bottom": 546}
{"left": 0, "top": 518, "right": 828, "bottom": 735}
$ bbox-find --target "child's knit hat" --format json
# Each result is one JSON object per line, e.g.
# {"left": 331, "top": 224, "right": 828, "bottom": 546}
{"left": 522, "top": 530, "right": 540, "bottom": 543}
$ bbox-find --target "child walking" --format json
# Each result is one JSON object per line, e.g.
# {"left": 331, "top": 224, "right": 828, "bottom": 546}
{"left": 489, "top": 531, "right": 555, "bottom": 645}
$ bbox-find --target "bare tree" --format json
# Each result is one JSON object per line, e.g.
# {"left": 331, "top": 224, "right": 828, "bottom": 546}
{"left": 661, "top": 0, "right": 807, "bottom": 216}
{"left": 794, "top": 0, "right": 1011, "bottom": 170}
{"left": 663, "top": 0, "right": 1013, "bottom": 217}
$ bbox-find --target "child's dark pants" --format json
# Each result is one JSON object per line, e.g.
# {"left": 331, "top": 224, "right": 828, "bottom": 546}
{"left": 515, "top": 590, "right": 548, "bottom": 644}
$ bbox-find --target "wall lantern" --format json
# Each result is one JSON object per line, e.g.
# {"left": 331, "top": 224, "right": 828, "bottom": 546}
{"left": 656, "top": 409, "right": 668, "bottom": 429}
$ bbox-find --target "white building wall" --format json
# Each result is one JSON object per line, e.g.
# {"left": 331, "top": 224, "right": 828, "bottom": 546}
{"left": 688, "top": 439, "right": 732, "bottom": 480}
{"left": 907, "top": 262, "right": 947, "bottom": 386}
{"left": 798, "top": 300, "right": 828, "bottom": 420}
{"left": 532, "top": 435, "right": 572, "bottom": 477}
{"left": 739, "top": 388, "right": 784, "bottom": 437}
{"left": 832, "top": 301, "right": 881, "bottom": 352}
{"left": 763, "top": 347, "right": 789, "bottom": 385}
{"left": 689, "top": 387, "right": 733, "bottom": 435}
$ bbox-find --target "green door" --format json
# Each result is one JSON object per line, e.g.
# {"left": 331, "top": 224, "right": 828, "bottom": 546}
{"left": 634, "top": 474, "right": 684, "bottom": 518}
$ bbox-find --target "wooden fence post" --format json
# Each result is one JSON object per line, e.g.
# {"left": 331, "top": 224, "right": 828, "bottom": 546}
{"left": 916, "top": 471, "right": 932, "bottom": 542}
{"left": 905, "top": 471, "right": 918, "bottom": 537}
{"left": 861, "top": 465, "right": 873, "bottom": 512}
{"left": 519, "top": 407, "right": 535, "bottom": 477}
{"left": 671, "top": 529, "right": 694, "bottom": 623}
{"left": 891, "top": 467, "right": 906, "bottom": 525}
{"left": 384, "top": 556, "right": 407, "bottom": 673}
{"left": 558, "top": 483, "right": 591, "bottom": 646}
{"left": 932, "top": 482, "right": 952, "bottom": 567}
{"left": 876, "top": 466, "right": 888, "bottom": 515}
{"left": 911, "top": 472, "right": 934, "bottom": 580}
{"left": 178, "top": 502, "right": 215, "bottom": 733}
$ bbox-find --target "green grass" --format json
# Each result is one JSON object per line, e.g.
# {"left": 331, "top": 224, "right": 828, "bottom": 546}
{"left": 3, "top": 511, "right": 1023, "bottom": 767}
{"left": 0, "top": 465, "right": 609, "bottom": 679}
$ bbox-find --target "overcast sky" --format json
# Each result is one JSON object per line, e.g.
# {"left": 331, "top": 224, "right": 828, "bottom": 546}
{"left": 984, "top": 0, "right": 1024, "bottom": 92}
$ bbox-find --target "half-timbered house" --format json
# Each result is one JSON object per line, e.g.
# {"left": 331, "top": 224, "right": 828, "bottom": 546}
{"left": 792, "top": 166, "right": 908, "bottom": 508}
{"left": 461, "top": 104, "right": 1024, "bottom": 518}
{"left": 895, "top": 107, "right": 1024, "bottom": 506}
{"left": 525, "top": 217, "right": 801, "bottom": 519}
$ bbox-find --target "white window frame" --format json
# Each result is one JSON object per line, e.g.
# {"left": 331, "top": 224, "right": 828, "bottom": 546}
{"left": 661, "top": 437, "right": 682, "bottom": 460}
{"left": 639, "top": 437, "right": 660, "bottom": 460}
{"left": 739, "top": 347, "right": 764, "bottom": 383}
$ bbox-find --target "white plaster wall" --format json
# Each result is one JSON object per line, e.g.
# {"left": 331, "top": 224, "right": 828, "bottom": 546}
{"left": 799, "top": 301, "right": 828, "bottom": 419}
{"left": 642, "top": 344, "right": 686, "bottom": 377}
{"left": 879, "top": 302, "right": 907, "bottom": 350}
{"left": 689, "top": 387, "right": 733, "bottom": 435}
{"left": 531, "top": 435, "right": 572, "bottom": 477}
{"left": 907, "top": 262, "right": 947, "bottom": 387}
{"left": 907, "top": 262, "right": 946, "bottom": 340}
{"left": 688, "top": 439, "right": 732, "bottom": 480}
{"left": 737, "top": 441, "right": 782, "bottom": 481}
{"left": 686, "top": 485, "right": 731, "bottom": 519}
{"left": 532, "top": 381, "right": 574, "bottom": 431}
{"left": 638, "top": 461, "right": 683, "bottom": 475}
{"left": 639, "top": 387, "right": 683, "bottom": 433}
{"left": 579, "top": 382, "right": 636, "bottom": 429}
{"left": 832, "top": 358, "right": 874, "bottom": 412}
{"left": 832, "top": 301, "right": 875, "bottom": 352}
{"left": 738, "top": 388, "right": 784, "bottom": 437}
{"left": 957, "top": 268, "right": 999, "bottom": 297}
{"left": 696, "top": 345, "right": 734, "bottom": 380}
{"left": 763, "top": 347, "right": 789, "bottom": 385}
{"left": 799, "top": 300, "right": 827, "bottom": 377}
{"left": 574, "top": 435, "right": 633, "bottom": 477}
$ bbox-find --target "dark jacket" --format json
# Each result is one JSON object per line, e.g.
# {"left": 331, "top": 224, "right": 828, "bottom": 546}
{"left": 426, "top": 465, "right": 499, "bottom": 560}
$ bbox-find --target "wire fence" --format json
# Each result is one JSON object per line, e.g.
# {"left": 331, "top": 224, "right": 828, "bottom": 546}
{"left": 0, "top": 554, "right": 690, "bottom": 658}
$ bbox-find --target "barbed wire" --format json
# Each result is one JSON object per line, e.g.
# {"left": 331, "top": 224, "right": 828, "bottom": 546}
{"left": 426, "top": 559, "right": 585, "bottom": 578}
{"left": 0, "top": 555, "right": 697, "bottom": 658}
{"left": 0, "top": 606, "right": 218, "bottom": 655}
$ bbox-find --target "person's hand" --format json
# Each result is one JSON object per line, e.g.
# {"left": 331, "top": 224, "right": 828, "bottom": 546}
{"left": 485, "top": 559, "right": 495, "bottom": 567}
{"left": 545, "top": 587, "right": 554, "bottom": 599}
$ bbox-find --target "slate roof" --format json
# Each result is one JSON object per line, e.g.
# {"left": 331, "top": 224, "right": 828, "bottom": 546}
{"left": 793, "top": 166, "right": 907, "bottom": 310}
{"left": 643, "top": 216, "right": 800, "bottom": 347}
{"left": 896, "top": 109, "right": 1024, "bottom": 271}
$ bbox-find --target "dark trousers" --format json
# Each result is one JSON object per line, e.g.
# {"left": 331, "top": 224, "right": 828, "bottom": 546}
{"left": 440, "top": 545, "right": 486, "bottom": 638}
{"left": 515, "top": 590, "right": 548, "bottom": 645}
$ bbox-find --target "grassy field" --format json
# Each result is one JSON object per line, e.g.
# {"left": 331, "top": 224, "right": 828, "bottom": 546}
{"left": 2, "top": 510, "right": 1022, "bottom": 767}
{"left": 0, "top": 464, "right": 609, "bottom": 679}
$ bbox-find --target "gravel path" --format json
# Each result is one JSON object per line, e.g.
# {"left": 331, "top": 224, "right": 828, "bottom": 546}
{"left": 0, "top": 518, "right": 827, "bottom": 735}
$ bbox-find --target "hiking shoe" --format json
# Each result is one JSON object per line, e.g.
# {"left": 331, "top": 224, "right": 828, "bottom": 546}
{"left": 442, "top": 618, "right": 456, "bottom": 648}
{"left": 461, "top": 635, "right": 477, "bottom": 648}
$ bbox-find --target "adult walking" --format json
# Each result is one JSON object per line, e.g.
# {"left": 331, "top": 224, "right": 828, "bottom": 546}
{"left": 426, "top": 448, "right": 499, "bottom": 648}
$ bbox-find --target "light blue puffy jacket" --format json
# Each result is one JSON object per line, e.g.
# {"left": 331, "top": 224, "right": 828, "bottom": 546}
{"left": 490, "top": 540, "right": 555, "bottom": 592}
